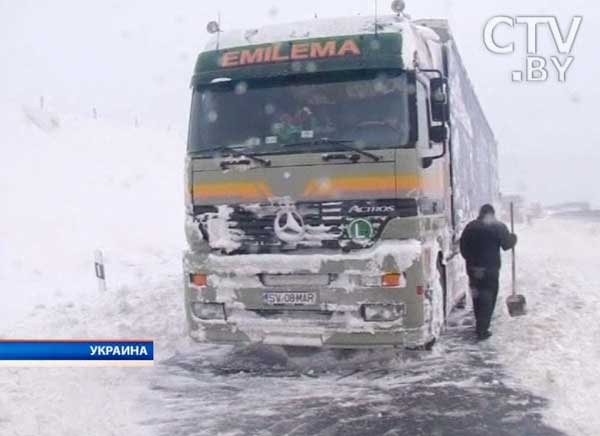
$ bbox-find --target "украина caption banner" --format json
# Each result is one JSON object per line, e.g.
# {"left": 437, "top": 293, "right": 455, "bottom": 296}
{"left": 0, "top": 340, "right": 154, "bottom": 366}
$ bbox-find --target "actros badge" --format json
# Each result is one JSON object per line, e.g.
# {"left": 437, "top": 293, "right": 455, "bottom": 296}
{"left": 349, "top": 205, "right": 395, "bottom": 214}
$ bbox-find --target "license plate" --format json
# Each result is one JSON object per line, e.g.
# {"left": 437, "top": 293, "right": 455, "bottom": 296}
{"left": 263, "top": 291, "right": 318, "bottom": 306}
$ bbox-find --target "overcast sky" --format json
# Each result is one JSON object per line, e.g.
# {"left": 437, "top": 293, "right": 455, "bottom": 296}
{"left": 0, "top": 0, "right": 598, "bottom": 206}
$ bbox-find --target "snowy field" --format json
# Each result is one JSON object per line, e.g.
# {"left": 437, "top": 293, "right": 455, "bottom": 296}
{"left": 1, "top": 107, "right": 599, "bottom": 436}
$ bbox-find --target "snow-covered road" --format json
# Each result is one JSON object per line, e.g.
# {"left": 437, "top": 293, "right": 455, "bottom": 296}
{"left": 1, "top": 109, "right": 598, "bottom": 436}
{"left": 143, "top": 321, "right": 563, "bottom": 436}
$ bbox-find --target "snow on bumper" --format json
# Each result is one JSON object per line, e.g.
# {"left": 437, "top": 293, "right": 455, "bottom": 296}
{"left": 188, "top": 316, "right": 434, "bottom": 348}
{"left": 186, "top": 239, "right": 421, "bottom": 275}
{"left": 183, "top": 240, "right": 435, "bottom": 348}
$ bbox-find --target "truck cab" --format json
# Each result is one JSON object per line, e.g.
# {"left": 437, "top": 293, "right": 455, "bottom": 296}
{"left": 183, "top": 14, "right": 498, "bottom": 348}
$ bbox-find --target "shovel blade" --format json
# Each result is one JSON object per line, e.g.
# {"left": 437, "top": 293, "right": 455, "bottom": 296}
{"left": 506, "top": 294, "right": 527, "bottom": 317}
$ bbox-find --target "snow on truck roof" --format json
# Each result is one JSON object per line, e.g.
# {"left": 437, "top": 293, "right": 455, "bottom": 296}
{"left": 203, "top": 15, "right": 440, "bottom": 51}
{"left": 197, "top": 15, "right": 449, "bottom": 76}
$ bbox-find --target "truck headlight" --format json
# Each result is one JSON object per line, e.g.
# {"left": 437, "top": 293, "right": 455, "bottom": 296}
{"left": 191, "top": 303, "right": 226, "bottom": 320}
{"left": 361, "top": 304, "right": 404, "bottom": 322}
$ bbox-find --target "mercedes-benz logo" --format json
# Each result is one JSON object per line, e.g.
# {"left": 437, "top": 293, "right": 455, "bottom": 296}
{"left": 274, "top": 210, "right": 305, "bottom": 242}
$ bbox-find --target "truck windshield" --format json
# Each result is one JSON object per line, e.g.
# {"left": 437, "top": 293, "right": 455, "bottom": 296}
{"left": 188, "top": 70, "right": 413, "bottom": 154}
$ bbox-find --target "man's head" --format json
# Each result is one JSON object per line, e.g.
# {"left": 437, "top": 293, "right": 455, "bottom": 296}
{"left": 478, "top": 204, "right": 496, "bottom": 224}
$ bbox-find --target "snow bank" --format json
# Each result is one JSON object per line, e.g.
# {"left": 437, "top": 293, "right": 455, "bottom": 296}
{"left": 0, "top": 104, "right": 184, "bottom": 328}
{"left": 0, "top": 104, "right": 189, "bottom": 436}
{"left": 495, "top": 218, "right": 600, "bottom": 436}
{"left": 22, "top": 104, "right": 60, "bottom": 132}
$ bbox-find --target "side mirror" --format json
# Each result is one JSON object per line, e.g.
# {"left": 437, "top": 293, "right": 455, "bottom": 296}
{"left": 430, "top": 77, "right": 449, "bottom": 122}
{"left": 430, "top": 125, "right": 448, "bottom": 143}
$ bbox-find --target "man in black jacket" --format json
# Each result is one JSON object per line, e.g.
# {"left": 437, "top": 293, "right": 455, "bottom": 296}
{"left": 460, "top": 204, "right": 517, "bottom": 340}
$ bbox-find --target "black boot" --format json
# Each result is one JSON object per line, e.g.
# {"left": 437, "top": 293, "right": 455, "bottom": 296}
{"left": 476, "top": 330, "right": 492, "bottom": 341}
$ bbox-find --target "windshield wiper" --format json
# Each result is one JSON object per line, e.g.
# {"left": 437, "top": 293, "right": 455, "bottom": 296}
{"left": 199, "top": 144, "right": 271, "bottom": 167}
{"left": 283, "top": 138, "right": 381, "bottom": 162}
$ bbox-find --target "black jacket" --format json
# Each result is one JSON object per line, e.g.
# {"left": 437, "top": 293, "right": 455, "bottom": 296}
{"left": 460, "top": 219, "right": 517, "bottom": 270}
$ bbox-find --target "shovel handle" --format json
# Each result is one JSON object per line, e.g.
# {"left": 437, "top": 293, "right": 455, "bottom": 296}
{"left": 510, "top": 202, "right": 516, "bottom": 296}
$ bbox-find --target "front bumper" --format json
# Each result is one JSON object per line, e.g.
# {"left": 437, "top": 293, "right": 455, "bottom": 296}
{"left": 183, "top": 241, "right": 435, "bottom": 349}
{"left": 187, "top": 314, "right": 433, "bottom": 348}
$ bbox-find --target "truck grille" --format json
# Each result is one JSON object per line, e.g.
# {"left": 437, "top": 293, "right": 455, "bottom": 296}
{"left": 193, "top": 199, "right": 417, "bottom": 254}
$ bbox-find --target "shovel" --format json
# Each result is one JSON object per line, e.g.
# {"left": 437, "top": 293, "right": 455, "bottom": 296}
{"left": 506, "top": 202, "right": 527, "bottom": 316}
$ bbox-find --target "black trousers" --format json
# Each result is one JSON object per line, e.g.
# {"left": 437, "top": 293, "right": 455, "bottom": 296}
{"left": 468, "top": 268, "right": 500, "bottom": 335}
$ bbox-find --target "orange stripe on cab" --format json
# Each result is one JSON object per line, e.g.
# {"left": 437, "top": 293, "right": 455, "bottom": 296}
{"left": 303, "top": 174, "right": 418, "bottom": 198}
{"left": 192, "top": 181, "right": 273, "bottom": 201}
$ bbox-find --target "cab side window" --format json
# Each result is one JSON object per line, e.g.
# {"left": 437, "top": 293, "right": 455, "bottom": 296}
{"left": 416, "top": 80, "right": 432, "bottom": 148}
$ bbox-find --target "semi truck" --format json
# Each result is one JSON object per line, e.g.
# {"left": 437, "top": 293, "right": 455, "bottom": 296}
{"left": 183, "top": 12, "right": 498, "bottom": 348}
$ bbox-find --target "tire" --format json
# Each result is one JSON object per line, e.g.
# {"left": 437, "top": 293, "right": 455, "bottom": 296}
{"left": 409, "top": 254, "right": 447, "bottom": 351}
{"left": 405, "top": 338, "right": 436, "bottom": 351}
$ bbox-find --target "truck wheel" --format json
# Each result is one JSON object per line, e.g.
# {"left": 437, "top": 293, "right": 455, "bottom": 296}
{"left": 405, "top": 338, "right": 436, "bottom": 351}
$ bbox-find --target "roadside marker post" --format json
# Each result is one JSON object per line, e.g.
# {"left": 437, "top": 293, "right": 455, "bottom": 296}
{"left": 94, "top": 250, "right": 107, "bottom": 292}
